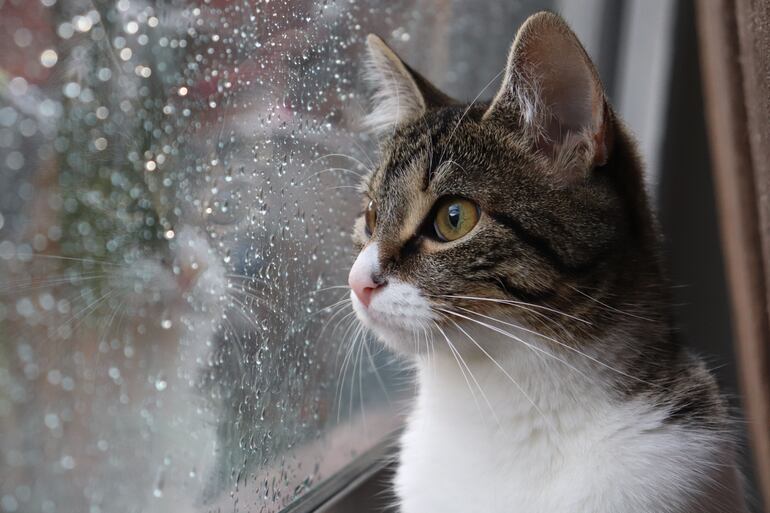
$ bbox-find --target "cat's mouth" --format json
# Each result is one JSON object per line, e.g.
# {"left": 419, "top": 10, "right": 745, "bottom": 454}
{"left": 350, "top": 280, "right": 435, "bottom": 354}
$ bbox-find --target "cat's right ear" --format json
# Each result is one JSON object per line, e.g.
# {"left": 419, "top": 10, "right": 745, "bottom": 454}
{"left": 363, "top": 34, "right": 455, "bottom": 134}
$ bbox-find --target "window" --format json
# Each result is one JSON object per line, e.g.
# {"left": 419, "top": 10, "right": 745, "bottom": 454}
{"left": 0, "top": 1, "right": 551, "bottom": 512}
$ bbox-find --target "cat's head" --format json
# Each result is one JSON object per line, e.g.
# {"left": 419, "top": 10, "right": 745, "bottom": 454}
{"left": 349, "top": 12, "right": 662, "bottom": 356}
{"left": 112, "top": 225, "right": 226, "bottom": 325}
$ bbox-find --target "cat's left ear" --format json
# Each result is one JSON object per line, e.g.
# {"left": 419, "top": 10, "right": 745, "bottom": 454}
{"left": 363, "top": 34, "right": 456, "bottom": 134}
{"left": 483, "top": 12, "right": 611, "bottom": 179}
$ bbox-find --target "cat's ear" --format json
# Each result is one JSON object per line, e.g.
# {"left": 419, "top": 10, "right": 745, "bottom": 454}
{"left": 363, "top": 34, "right": 456, "bottom": 134}
{"left": 484, "top": 12, "right": 610, "bottom": 178}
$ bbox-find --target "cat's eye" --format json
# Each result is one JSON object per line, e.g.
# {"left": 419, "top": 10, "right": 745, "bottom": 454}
{"left": 433, "top": 197, "right": 480, "bottom": 242}
{"left": 364, "top": 199, "right": 377, "bottom": 236}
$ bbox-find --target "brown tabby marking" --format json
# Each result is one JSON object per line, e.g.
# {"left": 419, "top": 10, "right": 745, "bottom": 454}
{"left": 355, "top": 13, "right": 728, "bottom": 430}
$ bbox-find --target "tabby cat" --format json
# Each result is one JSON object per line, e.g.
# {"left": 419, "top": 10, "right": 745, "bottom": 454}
{"left": 348, "top": 11, "right": 747, "bottom": 513}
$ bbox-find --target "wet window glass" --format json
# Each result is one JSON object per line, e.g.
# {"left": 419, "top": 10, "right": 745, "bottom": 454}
{"left": 0, "top": 1, "right": 550, "bottom": 511}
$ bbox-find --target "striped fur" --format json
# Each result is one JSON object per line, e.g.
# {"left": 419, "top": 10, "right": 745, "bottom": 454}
{"left": 350, "top": 11, "right": 747, "bottom": 513}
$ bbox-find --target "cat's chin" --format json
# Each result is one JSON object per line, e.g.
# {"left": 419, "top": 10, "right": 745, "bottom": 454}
{"left": 350, "top": 283, "right": 434, "bottom": 356}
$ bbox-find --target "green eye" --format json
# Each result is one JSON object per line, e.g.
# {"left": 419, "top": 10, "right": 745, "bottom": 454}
{"left": 433, "top": 198, "right": 479, "bottom": 242}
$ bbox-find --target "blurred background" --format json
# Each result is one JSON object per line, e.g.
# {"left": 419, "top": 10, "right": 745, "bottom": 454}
{"left": 0, "top": 1, "right": 756, "bottom": 512}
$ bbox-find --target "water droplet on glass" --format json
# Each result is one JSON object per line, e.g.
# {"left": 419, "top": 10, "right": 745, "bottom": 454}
{"left": 153, "top": 469, "right": 165, "bottom": 498}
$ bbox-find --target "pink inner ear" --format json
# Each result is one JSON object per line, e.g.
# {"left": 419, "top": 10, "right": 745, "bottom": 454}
{"left": 483, "top": 13, "right": 610, "bottom": 172}
{"left": 530, "top": 35, "right": 603, "bottom": 134}
{"left": 516, "top": 25, "right": 607, "bottom": 167}
{"left": 548, "top": 67, "right": 596, "bottom": 131}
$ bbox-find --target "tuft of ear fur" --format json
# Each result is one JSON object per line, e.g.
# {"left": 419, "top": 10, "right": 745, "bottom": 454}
{"left": 363, "top": 34, "right": 456, "bottom": 134}
{"left": 483, "top": 12, "right": 610, "bottom": 182}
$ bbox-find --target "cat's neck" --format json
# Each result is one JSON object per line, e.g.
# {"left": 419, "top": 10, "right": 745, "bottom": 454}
{"left": 401, "top": 323, "right": 746, "bottom": 513}
{"left": 416, "top": 323, "right": 629, "bottom": 434}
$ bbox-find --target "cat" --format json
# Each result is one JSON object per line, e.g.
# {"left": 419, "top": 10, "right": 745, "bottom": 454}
{"left": 348, "top": 11, "right": 748, "bottom": 513}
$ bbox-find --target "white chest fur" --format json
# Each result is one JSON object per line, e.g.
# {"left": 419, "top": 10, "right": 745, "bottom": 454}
{"left": 394, "top": 342, "right": 746, "bottom": 513}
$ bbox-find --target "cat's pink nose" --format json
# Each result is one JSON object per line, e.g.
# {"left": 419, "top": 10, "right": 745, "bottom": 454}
{"left": 349, "top": 271, "right": 386, "bottom": 307}
{"left": 349, "top": 243, "right": 386, "bottom": 308}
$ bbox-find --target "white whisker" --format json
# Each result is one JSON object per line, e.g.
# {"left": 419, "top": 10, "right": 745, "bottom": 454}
{"left": 437, "top": 307, "right": 586, "bottom": 379}
{"left": 364, "top": 334, "right": 391, "bottom": 406}
{"left": 433, "top": 321, "right": 486, "bottom": 421}
{"left": 22, "top": 253, "right": 127, "bottom": 267}
{"left": 319, "top": 301, "right": 354, "bottom": 339}
{"left": 303, "top": 284, "right": 351, "bottom": 297}
{"left": 567, "top": 284, "right": 656, "bottom": 322}
{"left": 0, "top": 272, "right": 109, "bottom": 294}
{"left": 336, "top": 315, "right": 361, "bottom": 423}
{"left": 313, "top": 153, "right": 373, "bottom": 172}
{"left": 431, "top": 293, "right": 592, "bottom": 325}
{"left": 438, "top": 67, "right": 505, "bottom": 165}
{"left": 300, "top": 166, "right": 366, "bottom": 187}
{"left": 450, "top": 306, "right": 657, "bottom": 388}
{"left": 439, "top": 313, "right": 556, "bottom": 433}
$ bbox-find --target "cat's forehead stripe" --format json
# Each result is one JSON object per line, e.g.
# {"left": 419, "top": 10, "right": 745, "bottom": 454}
{"left": 422, "top": 109, "right": 463, "bottom": 189}
{"left": 375, "top": 108, "right": 462, "bottom": 192}
{"left": 391, "top": 157, "right": 433, "bottom": 242}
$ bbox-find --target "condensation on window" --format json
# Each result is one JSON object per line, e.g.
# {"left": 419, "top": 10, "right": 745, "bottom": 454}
{"left": 0, "top": 1, "right": 549, "bottom": 512}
